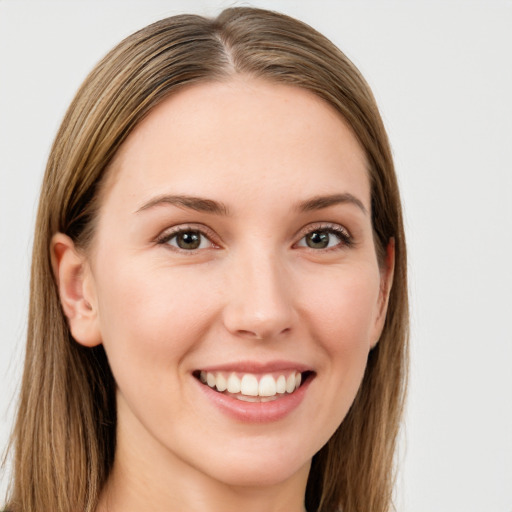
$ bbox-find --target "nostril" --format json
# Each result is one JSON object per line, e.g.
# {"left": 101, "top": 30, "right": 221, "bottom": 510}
{"left": 237, "top": 329, "right": 264, "bottom": 339}
{"left": 235, "top": 326, "right": 292, "bottom": 340}
{"left": 222, "top": 283, "right": 297, "bottom": 340}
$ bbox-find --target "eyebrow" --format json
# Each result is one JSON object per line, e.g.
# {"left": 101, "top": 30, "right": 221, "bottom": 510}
{"left": 136, "top": 195, "right": 230, "bottom": 215}
{"left": 296, "top": 193, "right": 368, "bottom": 215}
{"left": 135, "top": 192, "right": 367, "bottom": 216}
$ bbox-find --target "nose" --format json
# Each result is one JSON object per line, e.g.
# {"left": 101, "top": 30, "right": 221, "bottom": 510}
{"left": 222, "top": 249, "right": 297, "bottom": 341}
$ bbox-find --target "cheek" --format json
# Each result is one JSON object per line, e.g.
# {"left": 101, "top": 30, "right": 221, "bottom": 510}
{"left": 92, "top": 257, "right": 218, "bottom": 386}
{"left": 293, "top": 265, "right": 382, "bottom": 445}
{"left": 305, "top": 265, "right": 380, "bottom": 388}
{"left": 304, "top": 264, "right": 381, "bottom": 348}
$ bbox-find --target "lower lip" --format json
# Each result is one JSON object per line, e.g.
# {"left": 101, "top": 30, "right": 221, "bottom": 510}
{"left": 195, "top": 375, "right": 312, "bottom": 423}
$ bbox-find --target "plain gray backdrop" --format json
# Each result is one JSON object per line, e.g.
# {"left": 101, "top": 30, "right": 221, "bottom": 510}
{"left": 1, "top": 1, "right": 511, "bottom": 511}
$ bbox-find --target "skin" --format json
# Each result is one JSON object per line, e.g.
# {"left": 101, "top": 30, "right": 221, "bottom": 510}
{"left": 52, "top": 77, "right": 394, "bottom": 512}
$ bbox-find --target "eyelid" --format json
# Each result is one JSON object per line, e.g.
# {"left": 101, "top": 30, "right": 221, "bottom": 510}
{"left": 154, "top": 221, "right": 353, "bottom": 252}
{"left": 155, "top": 223, "right": 221, "bottom": 250}
{"left": 293, "top": 222, "right": 354, "bottom": 249}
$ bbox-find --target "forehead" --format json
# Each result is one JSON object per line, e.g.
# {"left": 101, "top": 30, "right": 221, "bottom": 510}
{"left": 102, "top": 77, "right": 370, "bottom": 211}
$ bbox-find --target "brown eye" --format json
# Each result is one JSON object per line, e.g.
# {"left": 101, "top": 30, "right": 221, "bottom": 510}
{"left": 176, "top": 231, "right": 201, "bottom": 249}
{"left": 296, "top": 226, "right": 352, "bottom": 250}
{"left": 166, "top": 230, "right": 211, "bottom": 250}
{"left": 305, "top": 230, "right": 331, "bottom": 249}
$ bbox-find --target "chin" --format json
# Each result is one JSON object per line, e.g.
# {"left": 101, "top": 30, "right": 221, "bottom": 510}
{"left": 208, "top": 458, "right": 311, "bottom": 488}
{"left": 188, "top": 436, "right": 315, "bottom": 489}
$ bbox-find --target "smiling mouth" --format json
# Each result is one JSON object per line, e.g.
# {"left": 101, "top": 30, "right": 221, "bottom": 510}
{"left": 193, "top": 370, "right": 314, "bottom": 402}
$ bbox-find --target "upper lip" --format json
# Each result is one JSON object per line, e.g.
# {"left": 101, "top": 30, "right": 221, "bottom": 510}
{"left": 196, "top": 360, "right": 313, "bottom": 374}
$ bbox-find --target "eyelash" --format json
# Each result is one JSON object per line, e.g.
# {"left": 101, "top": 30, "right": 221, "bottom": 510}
{"left": 156, "top": 223, "right": 353, "bottom": 253}
{"left": 294, "top": 224, "right": 354, "bottom": 251}
{"left": 156, "top": 224, "right": 219, "bottom": 253}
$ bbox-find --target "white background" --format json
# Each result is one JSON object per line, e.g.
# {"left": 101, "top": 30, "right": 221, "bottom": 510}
{"left": 1, "top": 1, "right": 511, "bottom": 511}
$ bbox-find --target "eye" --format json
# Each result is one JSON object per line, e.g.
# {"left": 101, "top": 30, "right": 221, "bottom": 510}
{"left": 158, "top": 228, "right": 215, "bottom": 251}
{"left": 296, "top": 226, "right": 352, "bottom": 250}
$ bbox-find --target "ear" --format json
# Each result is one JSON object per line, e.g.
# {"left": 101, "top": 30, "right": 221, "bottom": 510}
{"left": 51, "top": 233, "right": 102, "bottom": 347}
{"left": 370, "top": 238, "right": 395, "bottom": 349}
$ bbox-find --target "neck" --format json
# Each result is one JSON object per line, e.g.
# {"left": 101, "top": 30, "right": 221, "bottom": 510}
{"left": 98, "top": 468, "right": 309, "bottom": 512}
{"left": 97, "top": 455, "right": 310, "bottom": 512}
{"left": 95, "top": 401, "right": 310, "bottom": 512}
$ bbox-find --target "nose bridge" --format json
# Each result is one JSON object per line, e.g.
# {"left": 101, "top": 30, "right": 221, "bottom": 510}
{"left": 223, "top": 243, "right": 295, "bottom": 339}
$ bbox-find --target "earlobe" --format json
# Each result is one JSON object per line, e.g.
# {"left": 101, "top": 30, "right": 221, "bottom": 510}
{"left": 51, "top": 233, "right": 102, "bottom": 347}
{"left": 370, "top": 238, "right": 395, "bottom": 348}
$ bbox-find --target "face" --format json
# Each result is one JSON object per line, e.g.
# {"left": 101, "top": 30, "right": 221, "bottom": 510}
{"left": 63, "top": 78, "right": 392, "bottom": 490}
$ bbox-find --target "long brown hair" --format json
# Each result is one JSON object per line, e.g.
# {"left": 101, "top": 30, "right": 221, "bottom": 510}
{"left": 4, "top": 7, "right": 408, "bottom": 512}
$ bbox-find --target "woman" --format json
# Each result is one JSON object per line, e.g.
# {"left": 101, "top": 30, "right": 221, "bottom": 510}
{"left": 3, "top": 7, "right": 408, "bottom": 512}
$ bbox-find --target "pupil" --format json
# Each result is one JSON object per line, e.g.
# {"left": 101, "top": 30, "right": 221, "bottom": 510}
{"left": 178, "top": 231, "right": 201, "bottom": 250}
{"left": 307, "top": 231, "right": 329, "bottom": 249}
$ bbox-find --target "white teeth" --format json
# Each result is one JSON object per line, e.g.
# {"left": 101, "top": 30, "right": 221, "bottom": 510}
{"left": 227, "top": 373, "right": 241, "bottom": 393}
{"left": 236, "top": 394, "right": 259, "bottom": 402}
{"left": 236, "top": 394, "right": 278, "bottom": 403}
{"left": 285, "top": 374, "right": 296, "bottom": 393}
{"left": 216, "top": 373, "right": 227, "bottom": 392}
{"left": 200, "top": 370, "right": 304, "bottom": 398}
{"left": 259, "top": 374, "right": 277, "bottom": 397}
{"left": 241, "top": 374, "right": 259, "bottom": 396}
{"left": 276, "top": 375, "right": 286, "bottom": 394}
